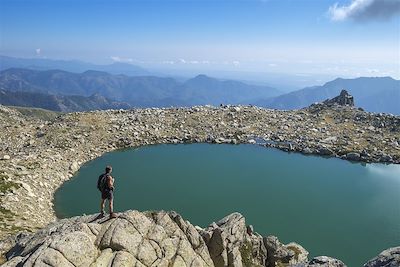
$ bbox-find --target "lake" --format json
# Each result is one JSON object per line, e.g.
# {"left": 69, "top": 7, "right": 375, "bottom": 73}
{"left": 54, "top": 144, "right": 400, "bottom": 266}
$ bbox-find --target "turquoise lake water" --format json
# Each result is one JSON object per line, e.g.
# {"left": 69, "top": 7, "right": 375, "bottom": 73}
{"left": 54, "top": 144, "right": 400, "bottom": 266}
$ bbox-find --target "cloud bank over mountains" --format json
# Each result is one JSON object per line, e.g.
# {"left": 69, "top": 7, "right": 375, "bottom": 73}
{"left": 329, "top": 0, "right": 400, "bottom": 21}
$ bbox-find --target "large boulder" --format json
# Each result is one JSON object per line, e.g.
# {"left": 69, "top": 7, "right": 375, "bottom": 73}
{"left": 2, "top": 210, "right": 214, "bottom": 267}
{"left": 199, "top": 212, "right": 267, "bottom": 267}
{"left": 363, "top": 247, "right": 400, "bottom": 267}
{"left": 308, "top": 256, "right": 347, "bottom": 267}
{"left": 263, "top": 235, "right": 309, "bottom": 267}
{"left": 323, "top": 90, "right": 354, "bottom": 107}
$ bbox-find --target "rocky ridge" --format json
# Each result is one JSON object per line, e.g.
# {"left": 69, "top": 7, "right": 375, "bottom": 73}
{"left": 2, "top": 210, "right": 399, "bottom": 267}
{"left": 0, "top": 99, "right": 399, "bottom": 240}
{"left": 0, "top": 92, "right": 399, "bottom": 265}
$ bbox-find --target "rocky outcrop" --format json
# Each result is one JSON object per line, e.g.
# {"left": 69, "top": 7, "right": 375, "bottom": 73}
{"left": 263, "top": 236, "right": 308, "bottom": 266}
{"left": 0, "top": 210, "right": 342, "bottom": 267}
{"left": 323, "top": 90, "right": 354, "bottom": 107}
{"left": 307, "top": 256, "right": 346, "bottom": 267}
{"left": 199, "top": 213, "right": 267, "bottom": 267}
{"left": 363, "top": 247, "right": 400, "bottom": 267}
{"left": 2, "top": 210, "right": 214, "bottom": 267}
{"left": 1, "top": 210, "right": 398, "bottom": 267}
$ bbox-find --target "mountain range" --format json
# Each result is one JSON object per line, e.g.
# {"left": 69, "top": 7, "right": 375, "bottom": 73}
{"left": 0, "top": 68, "right": 281, "bottom": 108}
{"left": 0, "top": 55, "right": 150, "bottom": 76}
{"left": 0, "top": 56, "right": 399, "bottom": 114}
{"left": 0, "top": 90, "right": 130, "bottom": 112}
{"left": 255, "top": 77, "right": 400, "bottom": 114}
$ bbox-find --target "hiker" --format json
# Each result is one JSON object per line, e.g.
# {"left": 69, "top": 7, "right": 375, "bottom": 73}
{"left": 97, "top": 165, "right": 117, "bottom": 218}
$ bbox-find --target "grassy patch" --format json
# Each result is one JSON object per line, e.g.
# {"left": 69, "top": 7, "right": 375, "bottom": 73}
{"left": 0, "top": 206, "right": 15, "bottom": 218}
{"left": 0, "top": 255, "right": 6, "bottom": 265}
{"left": 239, "top": 241, "right": 263, "bottom": 267}
{"left": 11, "top": 106, "right": 61, "bottom": 121}
{"left": 286, "top": 245, "right": 302, "bottom": 261}
{"left": 276, "top": 262, "right": 289, "bottom": 267}
{"left": 0, "top": 173, "right": 21, "bottom": 194}
{"left": 240, "top": 241, "right": 253, "bottom": 266}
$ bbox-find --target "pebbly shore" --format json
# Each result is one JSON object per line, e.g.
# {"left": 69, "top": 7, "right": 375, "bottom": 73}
{"left": 0, "top": 101, "right": 399, "bottom": 242}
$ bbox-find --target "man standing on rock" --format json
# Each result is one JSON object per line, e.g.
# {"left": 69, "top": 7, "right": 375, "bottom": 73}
{"left": 97, "top": 165, "right": 117, "bottom": 218}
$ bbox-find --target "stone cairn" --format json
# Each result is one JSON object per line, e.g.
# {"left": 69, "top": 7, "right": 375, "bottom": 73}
{"left": 323, "top": 89, "right": 354, "bottom": 107}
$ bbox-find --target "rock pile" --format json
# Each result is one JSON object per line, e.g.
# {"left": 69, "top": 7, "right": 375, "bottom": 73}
{"left": 323, "top": 90, "right": 354, "bottom": 107}
{"left": 363, "top": 247, "right": 400, "bottom": 267}
{"left": 1, "top": 210, "right": 397, "bottom": 267}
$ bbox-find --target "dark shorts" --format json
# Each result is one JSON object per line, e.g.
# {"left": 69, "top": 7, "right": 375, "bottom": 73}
{"left": 101, "top": 189, "right": 113, "bottom": 200}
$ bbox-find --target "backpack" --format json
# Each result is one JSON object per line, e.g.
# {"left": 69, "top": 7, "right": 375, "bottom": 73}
{"left": 97, "top": 174, "right": 109, "bottom": 192}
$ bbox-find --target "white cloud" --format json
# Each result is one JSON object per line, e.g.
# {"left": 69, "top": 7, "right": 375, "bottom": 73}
{"left": 175, "top": 59, "right": 213, "bottom": 65}
{"left": 35, "top": 48, "right": 41, "bottom": 55}
{"left": 367, "top": 68, "right": 380, "bottom": 73}
{"left": 328, "top": 0, "right": 400, "bottom": 21}
{"left": 232, "top": 61, "right": 240, "bottom": 66}
{"left": 268, "top": 63, "right": 277, "bottom": 67}
{"left": 110, "top": 56, "right": 133, "bottom": 63}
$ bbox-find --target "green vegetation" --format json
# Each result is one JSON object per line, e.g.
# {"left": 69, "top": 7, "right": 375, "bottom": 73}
{"left": 239, "top": 241, "right": 263, "bottom": 267}
{"left": 0, "top": 206, "right": 14, "bottom": 218}
{"left": 0, "top": 171, "right": 19, "bottom": 217}
{"left": 276, "top": 262, "right": 289, "bottom": 267}
{"left": 240, "top": 241, "right": 252, "bottom": 266}
{"left": 286, "top": 245, "right": 302, "bottom": 260}
{"left": 0, "top": 172, "right": 20, "bottom": 194}
{"left": 11, "top": 106, "right": 61, "bottom": 121}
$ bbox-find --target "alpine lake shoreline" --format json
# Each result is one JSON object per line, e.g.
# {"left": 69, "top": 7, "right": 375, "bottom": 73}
{"left": 0, "top": 96, "right": 399, "bottom": 266}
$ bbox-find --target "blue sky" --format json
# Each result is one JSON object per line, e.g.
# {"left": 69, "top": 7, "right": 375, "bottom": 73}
{"left": 0, "top": 0, "right": 399, "bottom": 78}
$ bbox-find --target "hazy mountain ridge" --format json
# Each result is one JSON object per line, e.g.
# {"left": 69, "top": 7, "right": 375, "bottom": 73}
{"left": 0, "top": 67, "right": 398, "bottom": 114}
{"left": 0, "top": 55, "right": 150, "bottom": 76}
{"left": 0, "top": 89, "right": 131, "bottom": 112}
{"left": 0, "top": 68, "right": 281, "bottom": 108}
{"left": 254, "top": 77, "right": 400, "bottom": 114}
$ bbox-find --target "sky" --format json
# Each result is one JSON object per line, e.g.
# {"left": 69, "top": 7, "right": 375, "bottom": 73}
{"left": 0, "top": 0, "right": 399, "bottom": 79}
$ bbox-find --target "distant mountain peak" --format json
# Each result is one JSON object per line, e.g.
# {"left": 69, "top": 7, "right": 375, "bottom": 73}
{"left": 195, "top": 74, "right": 209, "bottom": 78}
{"left": 0, "top": 55, "right": 150, "bottom": 76}
{"left": 109, "top": 62, "right": 135, "bottom": 67}
{"left": 82, "top": 70, "right": 109, "bottom": 76}
{"left": 191, "top": 74, "right": 214, "bottom": 81}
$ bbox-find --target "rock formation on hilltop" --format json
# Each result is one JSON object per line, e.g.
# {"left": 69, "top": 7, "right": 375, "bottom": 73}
{"left": 254, "top": 77, "right": 400, "bottom": 114}
{"left": 323, "top": 90, "right": 354, "bottom": 107}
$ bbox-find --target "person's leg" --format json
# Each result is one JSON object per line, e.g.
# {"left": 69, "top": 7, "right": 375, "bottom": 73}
{"left": 100, "top": 198, "right": 105, "bottom": 215}
{"left": 109, "top": 191, "right": 116, "bottom": 218}
{"left": 109, "top": 198, "right": 113, "bottom": 214}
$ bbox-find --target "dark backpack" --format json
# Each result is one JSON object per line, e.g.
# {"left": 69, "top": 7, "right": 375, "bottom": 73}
{"left": 97, "top": 174, "right": 109, "bottom": 192}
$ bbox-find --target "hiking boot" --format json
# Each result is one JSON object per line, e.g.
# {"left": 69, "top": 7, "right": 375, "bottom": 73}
{"left": 110, "top": 212, "right": 117, "bottom": 219}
